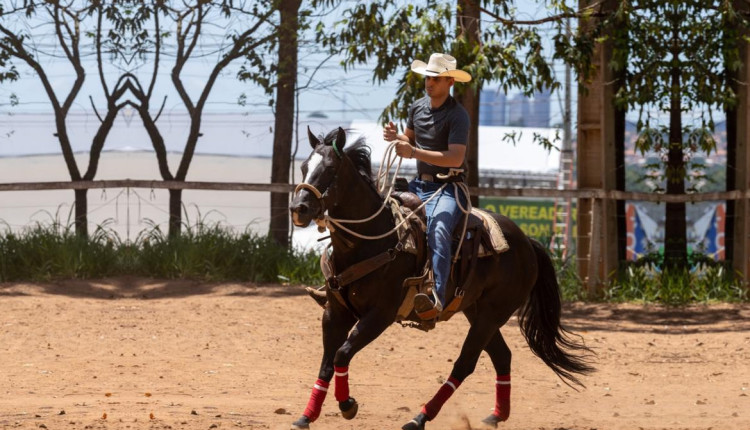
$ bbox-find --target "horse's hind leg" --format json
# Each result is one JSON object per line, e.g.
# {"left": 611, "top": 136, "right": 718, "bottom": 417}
{"left": 480, "top": 331, "right": 512, "bottom": 428}
{"left": 463, "top": 306, "right": 513, "bottom": 428}
{"left": 402, "top": 314, "right": 499, "bottom": 430}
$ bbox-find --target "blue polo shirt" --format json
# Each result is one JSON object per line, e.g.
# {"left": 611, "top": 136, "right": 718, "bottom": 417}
{"left": 406, "top": 95, "right": 470, "bottom": 181}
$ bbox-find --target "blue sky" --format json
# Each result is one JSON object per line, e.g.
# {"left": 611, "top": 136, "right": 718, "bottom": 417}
{"left": 0, "top": 1, "right": 573, "bottom": 125}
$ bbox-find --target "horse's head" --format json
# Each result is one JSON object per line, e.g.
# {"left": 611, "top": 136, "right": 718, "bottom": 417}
{"left": 289, "top": 126, "right": 348, "bottom": 227}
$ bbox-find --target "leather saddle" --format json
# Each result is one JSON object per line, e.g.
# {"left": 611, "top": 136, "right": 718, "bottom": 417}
{"left": 389, "top": 189, "right": 503, "bottom": 328}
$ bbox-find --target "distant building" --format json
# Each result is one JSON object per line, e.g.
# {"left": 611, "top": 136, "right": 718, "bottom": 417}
{"left": 528, "top": 88, "right": 551, "bottom": 128}
{"left": 480, "top": 88, "right": 552, "bottom": 128}
{"left": 506, "top": 93, "right": 528, "bottom": 126}
{"left": 479, "top": 90, "right": 506, "bottom": 126}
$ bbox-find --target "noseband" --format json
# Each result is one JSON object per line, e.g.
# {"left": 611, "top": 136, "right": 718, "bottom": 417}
{"left": 294, "top": 182, "right": 324, "bottom": 201}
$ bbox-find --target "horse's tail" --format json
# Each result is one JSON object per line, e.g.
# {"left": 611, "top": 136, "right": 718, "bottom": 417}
{"left": 518, "top": 239, "right": 595, "bottom": 388}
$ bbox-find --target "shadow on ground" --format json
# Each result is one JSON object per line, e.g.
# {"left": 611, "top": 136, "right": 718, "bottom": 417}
{"left": 2, "top": 279, "right": 748, "bottom": 334}
{"left": 563, "top": 302, "right": 750, "bottom": 334}
{"left": 0, "top": 277, "right": 310, "bottom": 300}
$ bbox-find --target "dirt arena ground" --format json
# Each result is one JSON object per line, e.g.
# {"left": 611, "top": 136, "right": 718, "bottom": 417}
{"left": 0, "top": 279, "right": 748, "bottom": 430}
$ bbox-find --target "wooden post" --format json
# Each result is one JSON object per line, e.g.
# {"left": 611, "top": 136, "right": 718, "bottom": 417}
{"left": 577, "top": 0, "right": 620, "bottom": 294}
{"left": 587, "top": 198, "right": 603, "bottom": 294}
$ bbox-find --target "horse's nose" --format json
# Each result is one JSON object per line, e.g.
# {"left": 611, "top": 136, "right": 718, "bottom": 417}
{"left": 290, "top": 202, "right": 309, "bottom": 216}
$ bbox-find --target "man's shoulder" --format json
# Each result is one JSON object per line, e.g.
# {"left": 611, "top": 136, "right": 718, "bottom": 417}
{"left": 412, "top": 96, "right": 431, "bottom": 109}
{"left": 447, "top": 97, "right": 470, "bottom": 121}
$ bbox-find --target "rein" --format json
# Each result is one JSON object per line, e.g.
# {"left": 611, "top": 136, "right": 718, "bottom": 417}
{"left": 323, "top": 142, "right": 447, "bottom": 240}
{"left": 293, "top": 142, "right": 471, "bottom": 243}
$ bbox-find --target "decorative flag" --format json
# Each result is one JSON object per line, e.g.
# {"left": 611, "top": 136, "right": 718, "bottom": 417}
{"left": 704, "top": 204, "right": 726, "bottom": 260}
{"left": 626, "top": 203, "right": 650, "bottom": 260}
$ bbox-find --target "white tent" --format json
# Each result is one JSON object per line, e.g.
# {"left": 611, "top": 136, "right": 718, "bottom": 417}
{"left": 348, "top": 119, "right": 560, "bottom": 173}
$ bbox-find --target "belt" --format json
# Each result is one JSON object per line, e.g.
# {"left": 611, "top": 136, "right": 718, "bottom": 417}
{"left": 419, "top": 173, "right": 462, "bottom": 183}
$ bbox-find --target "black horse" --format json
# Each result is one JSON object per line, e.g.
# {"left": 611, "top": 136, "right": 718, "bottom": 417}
{"left": 288, "top": 127, "right": 594, "bottom": 430}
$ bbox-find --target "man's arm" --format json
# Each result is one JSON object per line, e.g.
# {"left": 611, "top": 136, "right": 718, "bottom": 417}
{"left": 387, "top": 122, "right": 464, "bottom": 167}
{"left": 384, "top": 121, "right": 414, "bottom": 145}
{"left": 413, "top": 143, "right": 465, "bottom": 167}
{"left": 391, "top": 128, "right": 465, "bottom": 168}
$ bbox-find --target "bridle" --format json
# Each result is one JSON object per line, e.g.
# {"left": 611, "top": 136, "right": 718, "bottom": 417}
{"left": 293, "top": 140, "right": 346, "bottom": 229}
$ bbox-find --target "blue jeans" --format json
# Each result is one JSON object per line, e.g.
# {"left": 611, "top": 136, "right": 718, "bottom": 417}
{"left": 409, "top": 178, "right": 468, "bottom": 307}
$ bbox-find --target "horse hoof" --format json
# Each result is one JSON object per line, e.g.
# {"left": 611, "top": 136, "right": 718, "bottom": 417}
{"left": 481, "top": 413, "right": 504, "bottom": 428}
{"left": 401, "top": 412, "right": 428, "bottom": 430}
{"left": 339, "top": 397, "right": 358, "bottom": 420}
{"left": 401, "top": 420, "right": 423, "bottom": 430}
{"left": 290, "top": 415, "right": 311, "bottom": 430}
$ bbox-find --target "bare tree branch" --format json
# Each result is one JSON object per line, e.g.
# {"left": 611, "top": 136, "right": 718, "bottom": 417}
{"left": 153, "top": 95, "right": 167, "bottom": 122}
{"left": 89, "top": 95, "right": 103, "bottom": 122}
{"left": 96, "top": 3, "right": 109, "bottom": 99}
{"left": 147, "top": 5, "right": 161, "bottom": 99}
{"left": 479, "top": 0, "right": 607, "bottom": 26}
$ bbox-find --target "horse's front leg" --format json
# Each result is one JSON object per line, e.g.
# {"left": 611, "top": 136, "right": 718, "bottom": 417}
{"left": 330, "top": 311, "right": 393, "bottom": 420}
{"left": 291, "top": 306, "right": 356, "bottom": 430}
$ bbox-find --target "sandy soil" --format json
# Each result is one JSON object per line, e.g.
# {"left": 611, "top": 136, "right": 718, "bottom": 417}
{"left": 0, "top": 279, "right": 748, "bottom": 430}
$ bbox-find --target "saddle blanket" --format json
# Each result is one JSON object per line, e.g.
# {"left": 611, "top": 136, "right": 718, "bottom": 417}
{"left": 472, "top": 208, "right": 510, "bottom": 257}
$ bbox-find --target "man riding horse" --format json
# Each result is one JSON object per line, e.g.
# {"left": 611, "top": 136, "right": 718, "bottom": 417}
{"left": 384, "top": 52, "right": 472, "bottom": 320}
{"left": 309, "top": 52, "right": 473, "bottom": 321}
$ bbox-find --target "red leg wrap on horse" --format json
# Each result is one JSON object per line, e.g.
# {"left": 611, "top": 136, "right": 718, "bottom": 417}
{"left": 421, "top": 376, "right": 462, "bottom": 419}
{"left": 494, "top": 374, "right": 511, "bottom": 421}
{"left": 334, "top": 366, "right": 350, "bottom": 402}
{"left": 303, "top": 379, "right": 329, "bottom": 422}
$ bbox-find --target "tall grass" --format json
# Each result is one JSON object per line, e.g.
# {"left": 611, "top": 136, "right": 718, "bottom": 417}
{"left": 606, "top": 254, "right": 748, "bottom": 305}
{"left": 1, "top": 220, "right": 747, "bottom": 304}
{"left": 0, "top": 216, "right": 322, "bottom": 285}
{"left": 539, "top": 237, "right": 748, "bottom": 304}
{"left": 546, "top": 243, "right": 587, "bottom": 301}
{"left": 131, "top": 219, "right": 321, "bottom": 284}
{"left": 0, "top": 218, "right": 121, "bottom": 281}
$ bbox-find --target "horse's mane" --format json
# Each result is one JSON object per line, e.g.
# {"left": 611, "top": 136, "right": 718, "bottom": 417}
{"left": 321, "top": 129, "right": 375, "bottom": 187}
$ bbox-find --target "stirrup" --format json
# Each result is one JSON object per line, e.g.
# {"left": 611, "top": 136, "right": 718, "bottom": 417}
{"left": 413, "top": 293, "right": 442, "bottom": 320}
{"left": 305, "top": 286, "right": 327, "bottom": 308}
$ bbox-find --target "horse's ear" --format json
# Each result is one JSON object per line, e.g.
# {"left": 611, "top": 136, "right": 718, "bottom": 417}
{"left": 307, "top": 126, "right": 321, "bottom": 148}
{"left": 336, "top": 127, "right": 347, "bottom": 150}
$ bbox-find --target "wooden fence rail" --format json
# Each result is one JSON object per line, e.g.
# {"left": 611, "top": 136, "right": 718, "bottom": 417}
{"left": 2, "top": 180, "right": 748, "bottom": 287}
{"left": 1, "top": 180, "right": 749, "bottom": 202}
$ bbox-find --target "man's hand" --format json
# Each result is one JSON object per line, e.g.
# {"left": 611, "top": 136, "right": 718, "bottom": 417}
{"left": 383, "top": 121, "right": 399, "bottom": 142}
{"left": 394, "top": 140, "right": 416, "bottom": 159}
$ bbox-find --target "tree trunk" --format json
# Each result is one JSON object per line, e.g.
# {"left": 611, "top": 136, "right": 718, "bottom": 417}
{"left": 724, "top": 0, "right": 746, "bottom": 264}
{"left": 455, "top": 0, "right": 481, "bottom": 206}
{"left": 74, "top": 188, "right": 88, "bottom": 237}
{"left": 615, "top": 100, "right": 627, "bottom": 261}
{"left": 726, "top": 87, "right": 737, "bottom": 264}
{"left": 665, "top": 59, "right": 687, "bottom": 268}
{"left": 170, "top": 124, "right": 203, "bottom": 237}
{"left": 269, "top": 0, "right": 301, "bottom": 248}
{"left": 611, "top": 9, "right": 628, "bottom": 264}
{"left": 169, "top": 188, "right": 182, "bottom": 238}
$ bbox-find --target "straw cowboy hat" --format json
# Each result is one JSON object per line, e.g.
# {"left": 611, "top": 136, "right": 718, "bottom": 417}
{"left": 410, "top": 53, "right": 472, "bottom": 83}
